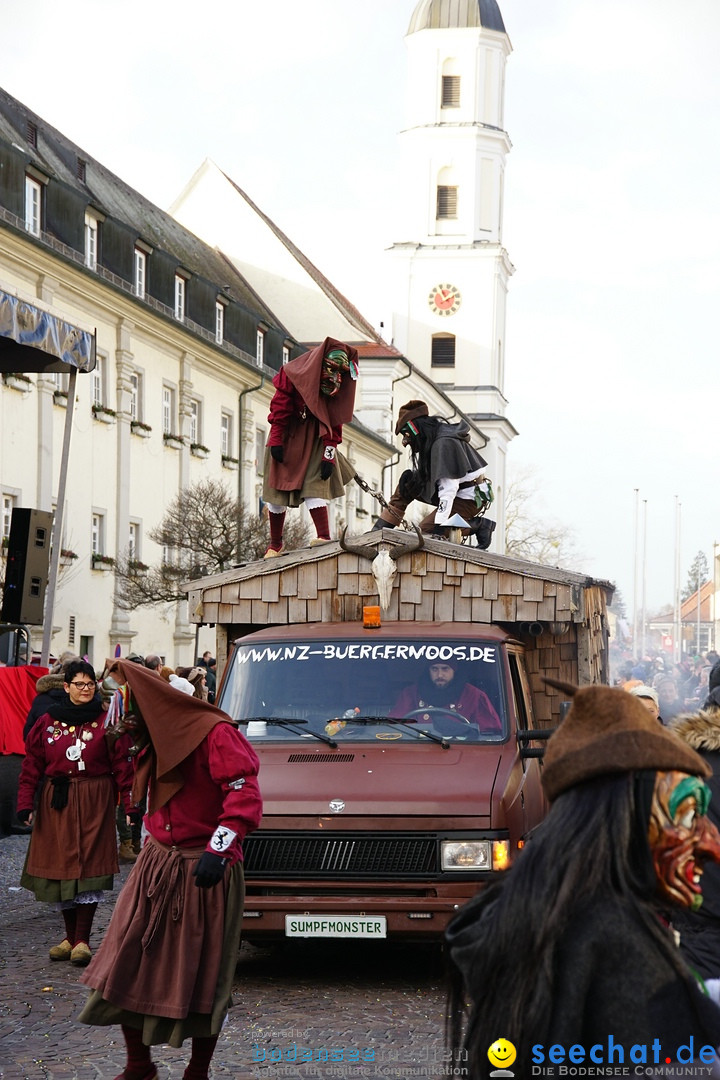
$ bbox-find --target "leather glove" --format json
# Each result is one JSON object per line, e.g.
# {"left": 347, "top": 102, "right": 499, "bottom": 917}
{"left": 398, "top": 469, "right": 424, "bottom": 502}
{"left": 16, "top": 808, "right": 32, "bottom": 824}
{"left": 270, "top": 445, "right": 284, "bottom": 463}
{"left": 50, "top": 776, "right": 70, "bottom": 810}
{"left": 193, "top": 851, "right": 228, "bottom": 888}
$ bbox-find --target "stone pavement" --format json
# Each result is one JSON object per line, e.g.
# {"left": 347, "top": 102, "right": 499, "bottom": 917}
{"left": 0, "top": 835, "right": 451, "bottom": 1080}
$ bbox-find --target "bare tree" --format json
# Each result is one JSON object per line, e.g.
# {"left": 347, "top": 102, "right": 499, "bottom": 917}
{"left": 682, "top": 549, "right": 710, "bottom": 603}
{"left": 114, "top": 478, "right": 310, "bottom": 610}
{"left": 504, "top": 465, "right": 583, "bottom": 568}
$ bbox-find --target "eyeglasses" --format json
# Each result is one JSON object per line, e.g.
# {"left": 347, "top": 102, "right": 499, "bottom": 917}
{"left": 69, "top": 681, "right": 95, "bottom": 691}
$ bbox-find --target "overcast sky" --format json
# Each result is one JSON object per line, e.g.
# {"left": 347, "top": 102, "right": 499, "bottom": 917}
{"left": 2, "top": 0, "right": 719, "bottom": 615}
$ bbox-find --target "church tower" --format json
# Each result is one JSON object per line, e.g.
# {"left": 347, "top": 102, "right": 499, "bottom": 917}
{"left": 388, "top": 0, "right": 516, "bottom": 528}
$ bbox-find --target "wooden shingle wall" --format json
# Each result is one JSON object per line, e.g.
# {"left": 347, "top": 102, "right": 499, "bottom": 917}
{"left": 187, "top": 540, "right": 611, "bottom": 717}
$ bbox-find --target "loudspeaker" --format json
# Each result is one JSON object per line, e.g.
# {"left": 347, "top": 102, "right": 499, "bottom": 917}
{"left": 0, "top": 508, "right": 53, "bottom": 626}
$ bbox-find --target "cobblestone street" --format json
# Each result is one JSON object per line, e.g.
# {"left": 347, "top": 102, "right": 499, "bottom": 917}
{"left": 1, "top": 835, "right": 451, "bottom": 1080}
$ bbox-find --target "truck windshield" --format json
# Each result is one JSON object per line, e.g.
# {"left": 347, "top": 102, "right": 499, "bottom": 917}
{"left": 218, "top": 639, "right": 507, "bottom": 743}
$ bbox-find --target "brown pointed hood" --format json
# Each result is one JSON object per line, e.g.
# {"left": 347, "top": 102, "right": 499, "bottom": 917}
{"left": 108, "top": 659, "right": 238, "bottom": 813}
{"left": 283, "top": 337, "right": 358, "bottom": 437}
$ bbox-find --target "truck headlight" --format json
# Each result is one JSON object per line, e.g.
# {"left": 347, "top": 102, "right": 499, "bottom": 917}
{"left": 441, "top": 841, "right": 490, "bottom": 870}
{"left": 441, "top": 840, "right": 510, "bottom": 871}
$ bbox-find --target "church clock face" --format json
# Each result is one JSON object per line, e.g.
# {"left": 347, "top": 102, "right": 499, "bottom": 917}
{"left": 428, "top": 283, "right": 462, "bottom": 316}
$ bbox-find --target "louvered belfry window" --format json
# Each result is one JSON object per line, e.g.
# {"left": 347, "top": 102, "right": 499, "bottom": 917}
{"left": 432, "top": 335, "right": 456, "bottom": 367}
{"left": 442, "top": 75, "right": 460, "bottom": 107}
{"left": 437, "top": 185, "right": 458, "bottom": 219}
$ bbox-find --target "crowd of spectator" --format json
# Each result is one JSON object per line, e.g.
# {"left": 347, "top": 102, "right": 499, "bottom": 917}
{"left": 615, "top": 650, "right": 720, "bottom": 723}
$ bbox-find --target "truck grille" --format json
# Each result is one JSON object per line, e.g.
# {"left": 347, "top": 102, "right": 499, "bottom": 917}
{"left": 243, "top": 831, "right": 438, "bottom": 879}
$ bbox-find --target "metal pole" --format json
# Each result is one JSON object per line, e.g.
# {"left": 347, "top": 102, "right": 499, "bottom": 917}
{"left": 41, "top": 367, "right": 77, "bottom": 666}
{"left": 697, "top": 559, "right": 703, "bottom": 656}
{"left": 673, "top": 497, "right": 682, "bottom": 664}
{"left": 641, "top": 499, "right": 647, "bottom": 657}
{"left": 236, "top": 375, "right": 265, "bottom": 563}
{"left": 632, "top": 488, "right": 639, "bottom": 661}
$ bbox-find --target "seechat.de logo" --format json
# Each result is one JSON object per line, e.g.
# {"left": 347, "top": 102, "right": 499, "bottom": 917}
{"left": 488, "top": 1038, "right": 517, "bottom": 1077}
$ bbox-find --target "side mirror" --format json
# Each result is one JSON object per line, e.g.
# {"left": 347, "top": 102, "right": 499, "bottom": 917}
{"left": 517, "top": 727, "right": 557, "bottom": 760}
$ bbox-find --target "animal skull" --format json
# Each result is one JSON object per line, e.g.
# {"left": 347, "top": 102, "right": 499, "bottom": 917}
{"left": 339, "top": 526, "right": 424, "bottom": 611}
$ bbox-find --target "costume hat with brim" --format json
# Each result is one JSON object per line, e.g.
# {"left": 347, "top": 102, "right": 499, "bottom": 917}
{"left": 395, "top": 400, "right": 429, "bottom": 435}
{"left": 541, "top": 679, "right": 710, "bottom": 802}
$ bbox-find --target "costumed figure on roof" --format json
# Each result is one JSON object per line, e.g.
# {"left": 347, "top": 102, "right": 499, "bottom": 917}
{"left": 78, "top": 660, "right": 263, "bottom": 1080}
{"left": 262, "top": 336, "right": 359, "bottom": 558}
{"left": 446, "top": 681, "right": 720, "bottom": 1078}
{"left": 372, "top": 400, "right": 495, "bottom": 548}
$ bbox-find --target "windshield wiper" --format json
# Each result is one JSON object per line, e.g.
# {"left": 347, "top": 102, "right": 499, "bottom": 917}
{"left": 339, "top": 716, "right": 450, "bottom": 750}
{"left": 241, "top": 717, "right": 338, "bottom": 749}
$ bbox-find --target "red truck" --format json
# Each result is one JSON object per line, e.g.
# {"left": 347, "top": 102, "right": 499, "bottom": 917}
{"left": 187, "top": 529, "right": 612, "bottom": 942}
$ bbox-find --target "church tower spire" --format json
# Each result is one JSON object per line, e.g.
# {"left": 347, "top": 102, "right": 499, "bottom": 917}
{"left": 388, "top": 0, "right": 517, "bottom": 529}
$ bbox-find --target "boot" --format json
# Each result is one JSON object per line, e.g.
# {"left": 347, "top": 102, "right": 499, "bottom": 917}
{"left": 119, "top": 839, "right": 138, "bottom": 862}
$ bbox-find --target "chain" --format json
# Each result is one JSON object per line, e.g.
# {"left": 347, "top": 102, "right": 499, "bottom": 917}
{"left": 353, "top": 473, "right": 390, "bottom": 511}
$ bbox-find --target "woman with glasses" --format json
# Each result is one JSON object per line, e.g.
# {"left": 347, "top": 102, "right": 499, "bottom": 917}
{"left": 16, "top": 660, "right": 135, "bottom": 966}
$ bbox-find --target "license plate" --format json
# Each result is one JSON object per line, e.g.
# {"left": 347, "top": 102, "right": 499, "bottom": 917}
{"left": 285, "top": 915, "right": 387, "bottom": 939}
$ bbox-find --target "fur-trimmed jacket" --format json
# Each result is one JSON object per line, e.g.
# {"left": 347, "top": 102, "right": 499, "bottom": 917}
{"left": 670, "top": 707, "right": 720, "bottom": 979}
{"left": 23, "top": 672, "right": 67, "bottom": 742}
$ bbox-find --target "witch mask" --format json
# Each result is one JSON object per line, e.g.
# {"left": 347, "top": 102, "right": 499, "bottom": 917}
{"left": 320, "top": 348, "right": 357, "bottom": 397}
{"left": 648, "top": 770, "right": 720, "bottom": 911}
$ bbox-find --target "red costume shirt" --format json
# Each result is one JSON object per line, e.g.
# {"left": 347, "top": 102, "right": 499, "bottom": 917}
{"left": 142, "top": 721, "right": 262, "bottom": 866}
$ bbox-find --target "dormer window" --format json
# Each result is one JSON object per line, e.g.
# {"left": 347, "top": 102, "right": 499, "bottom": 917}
{"left": 256, "top": 327, "right": 266, "bottom": 367}
{"left": 26, "top": 121, "right": 37, "bottom": 148}
{"left": 77, "top": 158, "right": 87, "bottom": 183}
{"left": 85, "top": 211, "right": 99, "bottom": 270}
{"left": 134, "top": 248, "right": 146, "bottom": 298}
{"left": 25, "top": 176, "right": 42, "bottom": 236}
{"left": 215, "top": 300, "right": 225, "bottom": 344}
{"left": 175, "top": 274, "right": 187, "bottom": 321}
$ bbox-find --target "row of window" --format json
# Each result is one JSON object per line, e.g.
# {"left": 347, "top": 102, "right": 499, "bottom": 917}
{"left": 23, "top": 177, "right": 293, "bottom": 366}
{"left": 1, "top": 493, "right": 142, "bottom": 563}
{"left": 3, "top": 367, "right": 247, "bottom": 460}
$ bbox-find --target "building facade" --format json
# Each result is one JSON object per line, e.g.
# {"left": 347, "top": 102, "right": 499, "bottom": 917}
{"left": 0, "top": 88, "right": 393, "bottom": 666}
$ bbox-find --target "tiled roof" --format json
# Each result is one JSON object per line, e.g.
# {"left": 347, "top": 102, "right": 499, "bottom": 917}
{"left": 0, "top": 86, "right": 287, "bottom": 332}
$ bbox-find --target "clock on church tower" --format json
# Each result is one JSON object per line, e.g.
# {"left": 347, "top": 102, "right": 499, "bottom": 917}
{"left": 428, "top": 283, "right": 462, "bottom": 316}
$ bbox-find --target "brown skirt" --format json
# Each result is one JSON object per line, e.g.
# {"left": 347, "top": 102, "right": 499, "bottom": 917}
{"left": 21, "top": 774, "right": 118, "bottom": 899}
{"left": 262, "top": 442, "right": 355, "bottom": 507}
{"left": 78, "top": 836, "right": 245, "bottom": 1047}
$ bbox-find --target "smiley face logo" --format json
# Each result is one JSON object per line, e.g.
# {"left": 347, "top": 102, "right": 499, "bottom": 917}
{"left": 488, "top": 1039, "right": 517, "bottom": 1070}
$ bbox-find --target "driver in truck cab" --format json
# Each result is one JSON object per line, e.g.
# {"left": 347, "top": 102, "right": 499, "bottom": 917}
{"left": 390, "top": 659, "right": 502, "bottom": 731}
